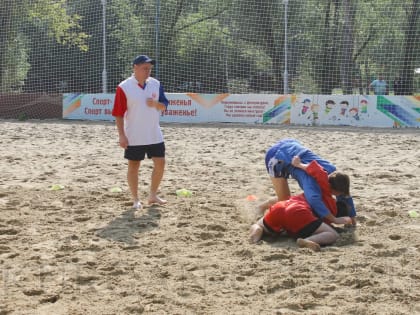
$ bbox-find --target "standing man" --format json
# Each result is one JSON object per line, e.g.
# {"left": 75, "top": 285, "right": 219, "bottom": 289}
{"left": 368, "top": 75, "right": 388, "bottom": 95}
{"left": 112, "top": 55, "right": 169, "bottom": 209}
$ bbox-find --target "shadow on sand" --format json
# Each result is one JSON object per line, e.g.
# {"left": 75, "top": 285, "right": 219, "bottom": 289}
{"left": 96, "top": 205, "right": 162, "bottom": 244}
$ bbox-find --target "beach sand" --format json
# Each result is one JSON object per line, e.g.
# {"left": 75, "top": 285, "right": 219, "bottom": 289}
{"left": 0, "top": 120, "right": 419, "bottom": 314}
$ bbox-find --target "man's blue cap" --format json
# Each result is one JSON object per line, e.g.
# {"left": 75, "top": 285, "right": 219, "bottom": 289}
{"left": 132, "top": 55, "right": 155, "bottom": 65}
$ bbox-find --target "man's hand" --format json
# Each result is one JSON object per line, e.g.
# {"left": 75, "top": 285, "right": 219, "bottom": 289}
{"left": 147, "top": 98, "right": 166, "bottom": 111}
{"left": 118, "top": 134, "right": 129, "bottom": 149}
{"left": 146, "top": 98, "right": 156, "bottom": 108}
{"left": 333, "top": 216, "right": 352, "bottom": 225}
{"left": 292, "top": 155, "right": 307, "bottom": 170}
{"left": 291, "top": 155, "right": 301, "bottom": 167}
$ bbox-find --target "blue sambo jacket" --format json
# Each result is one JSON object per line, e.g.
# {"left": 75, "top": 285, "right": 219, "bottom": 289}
{"left": 265, "top": 138, "right": 336, "bottom": 218}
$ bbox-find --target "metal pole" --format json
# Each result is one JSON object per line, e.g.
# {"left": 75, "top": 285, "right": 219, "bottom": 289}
{"left": 283, "top": 0, "right": 288, "bottom": 95}
{"left": 101, "top": 0, "right": 107, "bottom": 93}
{"left": 155, "top": 0, "right": 160, "bottom": 78}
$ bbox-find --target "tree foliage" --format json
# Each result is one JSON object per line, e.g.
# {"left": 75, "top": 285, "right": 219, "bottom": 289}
{"left": 0, "top": 0, "right": 88, "bottom": 92}
{"left": 0, "top": 0, "right": 418, "bottom": 94}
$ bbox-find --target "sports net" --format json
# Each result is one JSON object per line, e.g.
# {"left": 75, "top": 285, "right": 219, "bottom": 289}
{"left": 0, "top": 0, "right": 419, "bottom": 116}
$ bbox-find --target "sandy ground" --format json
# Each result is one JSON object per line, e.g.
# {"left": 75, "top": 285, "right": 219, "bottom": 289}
{"left": 0, "top": 120, "right": 419, "bottom": 315}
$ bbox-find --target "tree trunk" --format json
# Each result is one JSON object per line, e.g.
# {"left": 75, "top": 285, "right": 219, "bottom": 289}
{"left": 319, "top": 0, "right": 340, "bottom": 94}
{"left": 319, "top": 0, "right": 332, "bottom": 95}
{"left": 341, "top": 0, "right": 356, "bottom": 95}
{"left": 401, "top": 0, "right": 419, "bottom": 95}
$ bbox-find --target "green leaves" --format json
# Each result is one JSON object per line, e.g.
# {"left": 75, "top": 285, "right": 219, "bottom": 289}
{"left": 28, "top": 0, "right": 88, "bottom": 50}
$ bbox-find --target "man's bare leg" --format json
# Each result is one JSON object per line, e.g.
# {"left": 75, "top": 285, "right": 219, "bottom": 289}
{"left": 255, "top": 177, "right": 291, "bottom": 217}
{"left": 271, "top": 177, "right": 291, "bottom": 201}
{"left": 127, "top": 160, "right": 142, "bottom": 209}
{"left": 148, "top": 157, "right": 167, "bottom": 205}
{"left": 297, "top": 223, "right": 339, "bottom": 251}
{"left": 306, "top": 223, "right": 339, "bottom": 245}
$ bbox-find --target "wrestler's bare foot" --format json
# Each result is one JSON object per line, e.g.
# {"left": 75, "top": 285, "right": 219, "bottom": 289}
{"left": 249, "top": 224, "right": 264, "bottom": 244}
{"left": 296, "top": 238, "right": 321, "bottom": 252}
{"left": 148, "top": 196, "right": 167, "bottom": 205}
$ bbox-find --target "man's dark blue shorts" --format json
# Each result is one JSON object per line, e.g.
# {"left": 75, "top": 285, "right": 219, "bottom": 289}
{"left": 124, "top": 142, "right": 165, "bottom": 161}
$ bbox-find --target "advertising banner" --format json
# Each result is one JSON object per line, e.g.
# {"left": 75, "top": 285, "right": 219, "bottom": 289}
{"left": 62, "top": 93, "right": 291, "bottom": 124}
{"left": 290, "top": 95, "right": 420, "bottom": 128}
{"left": 63, "top": 93, "right": 420, "bottom": 128}
{"left": 161, "top": 93, "right": 290, "bottom": 124}
{"left": 63, "top": 93, "right": 115, "bottom": 121}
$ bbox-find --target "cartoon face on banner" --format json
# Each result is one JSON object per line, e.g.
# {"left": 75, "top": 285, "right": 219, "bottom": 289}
{"left": 360, "top": 99, "right": 368, "bottom": 113}
{"left": 325, "top": 99, "right": 336, "bottom": 114}
{"left": 301, "top": 98, "right": 311, "bottom": 115}
{"left": 291, "top": 96, "right": 314, "bottom": 125}
{"left": 349, "top": 107, "right": 359, "bottom": 120}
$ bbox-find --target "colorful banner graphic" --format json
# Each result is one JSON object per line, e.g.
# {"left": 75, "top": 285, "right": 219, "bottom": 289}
{"left": 63, "top": 93, "right": 420, "bottom": 128}
{"left": 290, "top": 95, "right": 420, "bottom": 128}
{"left": 162, "top": 93, "right": 285, "bottom": 123}
{"left": 63, "top": 93, "right": 114, "bottom": 120}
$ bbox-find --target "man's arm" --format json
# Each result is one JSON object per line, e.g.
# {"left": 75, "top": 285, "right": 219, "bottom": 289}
{"left": 296, "top": 159, "right": 330, "bottom": 191}
{"left": 302, "top": 174, "right": 351, "bottom": 225}
{"left": 115, "top": 116, "right": 128, "bottom": 149}
{"left": 292, "top": 167, "right": 331, "bottom": 218}
{"left": 292, "top": 157, "right": 351, "bottom": 225}
{"left": 112, "top": 86, "right": 128, "bottom": 149}
{"left": 368, "top": 81, "right": 375, "bottom": 93}
{"left": 147, "top": 84, "right": 168, "bottom": 111}
{"left": 292, "top": 157, "right": 330, "bottom": 194}
{"left": 146, "top": 99, "right": 166, "bottom": 111}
